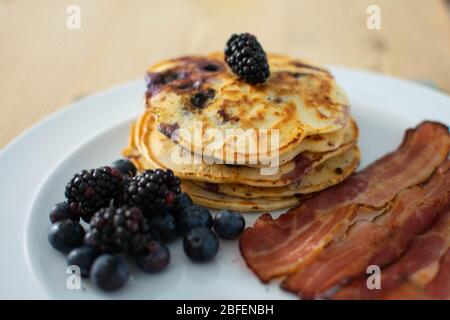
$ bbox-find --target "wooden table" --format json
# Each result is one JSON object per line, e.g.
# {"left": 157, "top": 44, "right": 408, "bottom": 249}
{"left": 1, "top": 0, "right": 450, "bottom": 149}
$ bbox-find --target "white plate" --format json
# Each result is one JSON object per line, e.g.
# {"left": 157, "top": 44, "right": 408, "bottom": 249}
{"left": 0, "top": 67, "right": 449, "bottom": 299}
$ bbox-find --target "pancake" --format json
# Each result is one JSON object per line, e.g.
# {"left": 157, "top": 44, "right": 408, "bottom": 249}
{"left": 275, "top": 118, "right": 354, "bottom": 166}
{"left": 194, "top": 145, "right": 360, "bottom": 198}
{"left": 181, "top": 180, "right": 301, "bottom": 212}
{"left": 143, "top": 109, "right": 357, "bottom": 169}
{"left": 132, "top": 111, "right": 357, "bottom": 187}
{"left": 144, "top": 52, "right": 350, "bottom": 165}
{"left": 125, "top": 143, "right": 300, "bottom": 212}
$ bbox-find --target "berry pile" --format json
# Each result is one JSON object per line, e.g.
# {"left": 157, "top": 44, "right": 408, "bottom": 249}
{"left": 224, "top": 33, "right": 270, "bottom": 84}
{"left": 47, "top": 158, "right": 246, "bottom": 292}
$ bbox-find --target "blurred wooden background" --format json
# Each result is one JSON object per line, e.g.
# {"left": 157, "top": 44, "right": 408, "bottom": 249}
{"left": 1, "top": 0, "right": 450, "bottom": 149}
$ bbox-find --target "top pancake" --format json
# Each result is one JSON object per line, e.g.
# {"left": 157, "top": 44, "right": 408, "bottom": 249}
{"left": 145, "top": 52, "right": 350, "bottom": 164}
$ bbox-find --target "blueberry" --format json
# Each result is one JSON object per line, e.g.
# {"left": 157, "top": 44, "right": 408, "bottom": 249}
{"left": 178, "top": 205, "right": 213, "bottom": 233}
{"left": 91, "top": 254, "right": 129, "bottom": 292}
{"left": 111, "top": 158, "right": 137, "bottom": 177}
{"left": 67, "top": 246, "right": 100, "bottom": 277}
{"left": 183, "top": 227, "right": 219, "bottom": 262}
{"left": 49, "top": 202, "right": 79, "bottom": 223}
{"left": 150, "top": 212, "right": 179, "bottom": 243}
{"left": 173, "top": 193, "right": 193, "bottom": 215}
{"left": 136, "top": 241, "right": 170, "bottom": 273}
{"left": 213, "top": 210, "right": 246, "bottom": 240}
{"left": 48, "top": 220, "right": 85, "bottom": 253}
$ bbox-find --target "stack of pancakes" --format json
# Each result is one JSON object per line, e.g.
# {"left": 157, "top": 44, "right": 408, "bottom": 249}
{"left": 124, "top": 53, "right": 360, "bottom": 212}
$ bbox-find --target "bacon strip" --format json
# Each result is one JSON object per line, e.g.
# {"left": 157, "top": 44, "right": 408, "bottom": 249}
{"left": 282, "top": 161, "right": 450, "bottom": 299}
{"left": 334, "top": 207, "right": 450, "bottom": 300}
{"left": 378, "top": 283, "right": 432, "bottom": 300}
{"left": 422, "top": 249, "right": 450, "bottom": 299}
{"left": 240, "top": 122, "right": 449, "bottom": 282}
{"left": 381, "top": 248, "right": 450, "bottom": 300}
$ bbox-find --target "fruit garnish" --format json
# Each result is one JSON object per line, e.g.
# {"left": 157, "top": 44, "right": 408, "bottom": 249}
{"left": 91, "top": 254, "right": 129, "bottom": 292}
{"left": 183, "top": 227, "right": 219, "bottom": 262}
{"left": 136, "top": 241, "right": 171, "bottom": 273}
{"left": 224, "top": 33, "right": 270, "bottom": 84}
{"left": 149, "top": 212, "right": 180, "bottom": 243}
{"left": 65, "top": 166, "right": 123, "bottom": 222}
{"left": 122, "top": 169, "right": 181, "bottom": 214}
{"left": 49, "top": 201, "right": 79, "bottom": 223}
{"left": 67, "top": 246, "right": 100, "bottom": 278}
{"left": 111, "top": 158, "right": 137, "bottom": 177}
{"left": 173, "top": 192, "right": 193, "bottom": 214}
{"left": 48, "top": 162, "right": 245, "bottom": 292}
{"left": 213, "top": 210, "right": 246, "bottom": 240}
{"left": 48, "top": 219, "right": 85, "bottom": 253}
{"left": 178, "top": 205, "right": 213, "bottom": 233}
{"left": 84, "top": 205, "right": 151, "bottom": 254}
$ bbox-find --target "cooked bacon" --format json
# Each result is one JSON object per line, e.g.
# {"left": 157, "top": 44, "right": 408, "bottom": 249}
{"left": 380, "top": 283, "right": 433, "bottom": 300}
{"left": 378, "top": 250, "right": 450, "bottom": 300}
{"left": 334, "top": 207, "right": 450, "bottom": 300}
{"left": 240, "top": 122, "right": 450, "bottom": 282}
{"left": 241, "top": 204, "right": 360, "bottom": 280}
{"left": 381, "top": 251, "right": 450, "bottom": 300}
{"left": 424, "top": 249, "right": 450, "bottom": 299}
{"left": 282, "top": 161, "right": 450, "bottom": 299}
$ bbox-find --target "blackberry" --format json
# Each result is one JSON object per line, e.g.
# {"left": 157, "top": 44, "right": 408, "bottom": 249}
{"left": 84, "top": 205, "right": 152, "bottom": 254}
{"left": 122, "top": 169, "right": 181, "bottom": 215}
{"left": 224, "top": 33, "right": 270, "bottom": 84}
{"left": 65, "top": 166, "right": 123, "bottom": 222}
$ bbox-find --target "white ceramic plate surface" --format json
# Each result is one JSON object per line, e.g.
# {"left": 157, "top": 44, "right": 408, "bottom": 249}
{"left": 0, "top": 67, "right": 449, "bottom": 299}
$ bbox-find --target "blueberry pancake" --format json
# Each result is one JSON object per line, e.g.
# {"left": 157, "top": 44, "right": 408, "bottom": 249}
{"left": 144, "top": 52, "right": 350, "bottom": 165}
